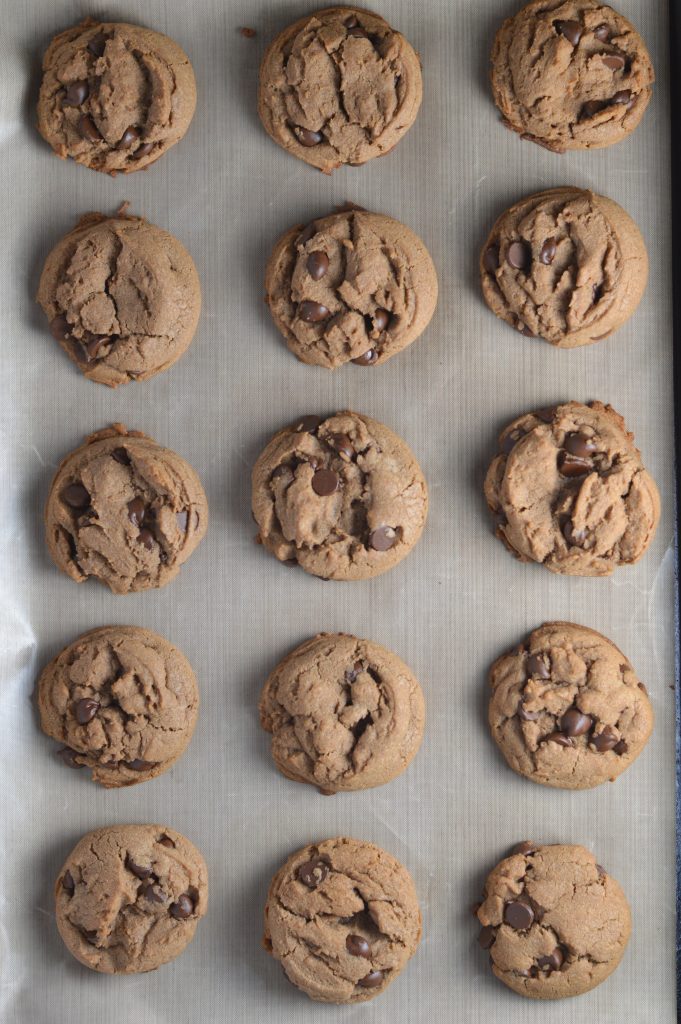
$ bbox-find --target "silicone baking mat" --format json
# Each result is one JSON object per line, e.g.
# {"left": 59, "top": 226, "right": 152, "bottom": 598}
{"left": 0, "top": 0, "right": 676, "bottom": 1021}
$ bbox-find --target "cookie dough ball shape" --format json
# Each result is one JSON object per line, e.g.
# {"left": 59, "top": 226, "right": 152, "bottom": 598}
{"left": 38, "top": 626, "right": 199, "bottom": 787}
{"left": 252, "top": 412, "right": 428, "bottom": 581}
{"left": 264, "top": 837, "right": 421, "bottom": 1002}
{"left": 484, "top": 401, "right": 659, "bottom": 576}
{"left": 475, "top": 843, "right": 631, "bottom": 999}
{"left": 37, "top": 19, "right": 196, "bottom": 173}
{"left": 55, "top": 825, "right": 207, "bottom": 973}
{"left": 490, "top": 0, "right": 654, "bottom": 152}
{"left": 266, "top": 209, "right": 438, "bottom": 368}
{"left": 38, "top": 211, "right": 201, "bottom": 386}
{"left": 489, "top": 622, "right": 653, "bottom": 789}
{"left": 45, "top": 424, "right": 208, "bottom": 594}
{"left": 480, "top": 188, "right": 648, "bottom": 348}
{"left": 260, "top": 633, "right": 425, "bottom": 793}
{"left": 258, "top": 7, "right": 422, "bottom": 172}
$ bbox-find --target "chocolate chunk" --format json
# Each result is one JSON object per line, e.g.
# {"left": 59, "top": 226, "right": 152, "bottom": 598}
{"left": 117, "top": 126, "right": 140, "bottom": 150}
{"left": 111, "top": 447, "right": 130, "bottom": 465}
{"left": 554, "top": 19, "right": 582, "bottom": 45}
{"left": 57, "top": 747, "right": 84, "bottom": 769}
{"left": 125, "top": 758, "right": 156, "bottom": 771}
{"left": 135, "top": 142, "right": 154, "bottom": 158}
{"left": 563, "top": 520, "right": 586, "bottom": 546}
{"left": 176, "top": 511, "right": 189, "bottom": 531}
{"left": 306, "top": 251, "right": 329, "bottom": 280}
{"left": 138, "top": 528, "right": 155, "bottom": 550}
{"left": 295, "top": 415, "right": 322, "bottom": 433}
{"left": 62, "top": 483, "right": 90, "bottom": 509}
{"left": 75, "top": 698, "right": 99, "bottom": 725}
{"left": 352, "top": 348, "right": 378, "bottom": 365}
{"left": 346, "top": 934, "right": 371, "bottom": 958}
{"left": 483, "top": 246, "right": 499, "bottom": 272}
{"left": 544, "top": 731, "right": 574, "bottom": 747}
{"left": 369, "top": 526, "right": 397, "bottom": 551}
{"left": 311, "top": 468, "right": 339, "bottom": 496}
{"left": 62, "top": 870, "right": 75, "bottom": 895}
{"left": 297, "top": 858, "right": 328, "bottom": 888}
{"left": 602, "top": 53, "right": 626, "bottom": 71}
{"left": 63, "top": 80, "right": 89, "bottom": 107}
{"left": 478, "top": 925, "right": 496, "bottom": 949}
{"left": 87, "top": 32, "right": 107, "bottom": 57}
{"left": 77, "top": 114, "right": 102, "bottom": 142}
{"left": 611, "top": 89, "right": 634, "bottom": 107}
{"left": 372, "top": 308, "right": 391, "bottom": 332}
{"left": 526, "top": 654, "right": 550, "bottom": 679}
{"left": 158, "top": 834, "right": 176, "bottom": 848}
{"left": 293, "top": 125, "right": 324, "bottom": 147}
{"left": 558, "top": 452, "right": 592, "bottom": 477}
{"left": 127, "top": 497, "right": 146, "bottom": 527}
{"left": 507, "top": 241, "right": 531, "bottom": 271}
{"left": 298, "top": 300, "right": 330, "bottom": 323}
{"left": 594, "top": 23, "right": 611, "bottom": 41}
{"left": 513, "top": 841, "right": 538, "bottom": 856}
{"left": 50, "top": 314, "right": 71, "bottom": 341}
{"left": 126, "top": 855, "right": 152, "bottom": 880}
{"left": 518, "top": 699, "right": 539, "bottom": 722}
{"left": 539, "top": 237, "right": 557, "bottom": 265}
{"left": 581, "top": 100, "right": 606, "bottom": 119}
{"left": 328, "top": 433, "right": 354, "bottom": 460}
{"left": 358, "top": 970, "right": 384, "bottom": 988}
{"left": 561, "top": 708, "right": 593, "bottom": 736}
{"left": 537, "top": 946, "right": 564, "bottom": 972}
{"left": 504, "top": 900, "right": 534, "bottom": 930}
{"left": 141, "top": 881, "right": 165, "bottom": 903}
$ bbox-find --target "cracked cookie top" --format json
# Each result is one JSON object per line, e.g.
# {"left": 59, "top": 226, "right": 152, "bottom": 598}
{"left": 38, "top": 626, "right": 199, "bottom": 787}
{"left": 475, "top": 842, "right": 631, "bottom": 999}
{"left": 260, "top": 633, "right": 425, "bottom": 793}
{"left": 55, "top": 824, "right": 207, "bottom": 973}
{"left": 490, "top": 0, "right": 654, "bottom": 152}
{"left": 483, "top": 401, "right": 660, "bottom": 576}
{"left": 480, "top": 188, "right": 648, "bottom": 348}
{"left": 265, "top": 209, "right": 438, "bottom": 368}
{"left": 45, "top": 424, "right": 208, "bottom": 594}
{"left": 38, "top": 212, "right": 201, "bottom": 387}
{"left": 488, "top": 622, "right": 653, "bottom": 789}
{"left": 264, "top": 836, "right": 421, "bottom": 1003}
{"left": 37, "top": 19, "right": 196, "bottom": 174}
{"left": 251, "top": 411, "right": 428, "bottom": 581}
{"left": 258, "top": 7, "right": 422, "bottom": 172}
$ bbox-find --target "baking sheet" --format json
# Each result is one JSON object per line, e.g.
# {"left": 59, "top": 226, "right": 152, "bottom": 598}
{"left": 0, "top": 0, "right": 676, "bottom": 1021}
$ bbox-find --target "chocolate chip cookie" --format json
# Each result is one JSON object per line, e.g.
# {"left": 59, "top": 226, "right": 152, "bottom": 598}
{"left": 45, "top": 424, "right": 208, "bottom": 594}
{"left": 37, "top": 19, "right": 196, "bottom": 173}
{"left": 56, "top": 824, "right": 207, "bottom": 973}
{"left": 264, "top": 837, "right": 421, "bottom": 1002}
{"left": 480, "top": 188, "right": 648, "bottom": 347}
{"left": 489, "top": 622, "right": 653, "bottom": 789}
{"left": 260, "top": 633, "right": 425, "bottom": 793}
{"left": 38, "top": 626, "right": 199, "bottom": 787}
{"left": 475, "top": 842, "right": 631, "bottom": 999}
{"left": 252, "top": 412, "right": 428, "bottom": 580}
{"left": 37, "top": 210, "right": 201, "bottom": 386}
{"left": 265, "top": 209, "right": 438, "bottom": 368}
{"left": 484, "top": 401, "right": 660, "bottom": 576}
{"left": 258, "top": 7, "right": 422, "bottom": 172}
{"left": 490, "top": 1, "right": 654, "bottom": 152}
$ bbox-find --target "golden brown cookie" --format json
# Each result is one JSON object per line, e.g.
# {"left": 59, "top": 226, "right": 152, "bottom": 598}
{"left": 480, "top": 188, "right": 648, "bottom": 347}
{"left": 252, "top": 412, "right": 428, "bottom": 581}
{"left": 490, "top": 1, "right": 654, "bottom": 152}
{"left": 264, "top": 837, "right": 421, "bottom": 1002}
{"left": 55, "top": 825, "right": 207, "bottom": 973}
{"left": 260, "top": 633, "right": 425, "bottom": 793}
{"left": 488, "top": 622, "right": 653, "bottom": 789}
{"left": 45, "top": 424, "right": 208, "bottom": 594}
{"left": 475, "top": 842, "right": 631, "bottom": 999}
{"left": 37, "top": 19, "right": 196, "bottom": 173}
{"left": 38, "top": 210, "right": 201, "bottom": 386}
{"left": 258, "top": 7, "right": 422, "bottom": 172}
{"left": 265, "top": 208, "right": 437, "bottom": 368}
{"left": 484, "top": 401, "right": 660, "bottom": 576}
{"left": 37, "top": 626, "right": 199, "bottom": 787}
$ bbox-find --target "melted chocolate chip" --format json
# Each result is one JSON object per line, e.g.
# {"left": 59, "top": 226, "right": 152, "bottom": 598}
{"left": 372, "top": 308, "right": 391, "bottom": 332}
{"left": 581, "top": 99, "right": 606, "bottom": 119}
{"left": 111, "top": 447, "right": 130, "bottom": 465}
{"left": 50, "top": 314, "right": 71, "bottom": 341}
{"left": 612, "top": 89, "right": 634, "bottom": 107}
{"left": 298, "top": 300, "right": 330, "bottom": 323}
{"left": 127, "top": 497, "right": 146, "bottom": 527}
{"left": 507, "top": 240, "right": 531, "bottom": 271}
{"left": 328, "top": 433, "right": 354, "bottom": 460}
{"left": 544, "top": 731, "right": 574, "bottom": 748}
{"left": 63, "top": 80, "right": 89, "bottom": 107}
{"left": 602, "top": 53, "right": 626, "bottom": 70}
{"left": 62, "top": 870, "right": 75, "bottom": 895}
{"left": 62, "top": 483, "right": 90, "bottom": 509}
{"left": 537, "top": 946, "right": 564, "bottom": 972}
{"left": 125, "top": 758, "right": 156, "bottom": 771}
{"left": 293, "top": 125, "right": 324, "bottom": 147}
{"left": 554, "top": 19, "right": 582, "bottom": 45}
{"left": 77, "top": 114, "right": 102, "bottom": 142}
{"left": 369, "top": 526, "right": 397, "bottom": 551}
{"left": 565, "top": 432, "right": 598, "bottom": 458}
{"left": 558, "top": 452, "right": 592, "bottom": 477}
{"left": 504, "top": 900, "right": 534, "bottom": 930}
{"left": 176, "top": 511, "right": 189, "bottom": 531}
{"left": 513, "top": 841, "right": 539, "bottom": 856}
{"left": 297, "top": 858, "right": 328, "bottom": 888}
{"left": 563, "top": 520, "right": 586, "bottom": 546}
{"left": 295, "top": 415, "right": 322, "bottom": 433}
{"left": 138, "top": 528, "right": 155, "bottom": 550}
{"left": 75, "top": 698, "right": 99, "bottom": 725}
{"left": 517, "top": 699, "right": 539, "bottom": 722}
{"left": 57, "top": 747, "right": 84, "bottom": 769}
{"left": 87, "top": 32, "right": 107, "bottom": 57}
{"left": 135, "top": 143, "right": 154, "bottom": 159}
{"left": 560, "top": 708, "right": 593, "bottom": 736}
{"left": 311, "top": 468, "right": 339, "bottom": 496}
{"left": 594, "top": 23, "right": 611, "bottom": 41}
{"left": 526, "top": 654, "right": 550, "bottom": 679}
{"left": 306, "top": 251, "right": 329, "bottom": 280}
{"left": 539, "top": 237, "right": 557, "bottom": 265}
{"left": 478, "top": 925, "right": 496, "bottom": 949}
{"left": 117, "top": 126, "right": 141, "bottom": 150}
{"left": 126, "top": 855, "right": 152, "bottom": 880}
{"left": 358, "top": 970, "right": 384, "bottom": 988}
{"left": 483, "top": 246, "right": 499, "bottom": 272}
{"left": 346, "top": 934, "right": 371, "bottom": 958}
{"left": 352, "top": 348, "right": 378, "bottom": 365}
{"left": 158, "top": 834, "right": 176, "bottom": 849}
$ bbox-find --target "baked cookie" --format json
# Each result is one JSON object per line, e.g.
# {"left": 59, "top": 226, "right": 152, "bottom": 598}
{"left": 258, "top": 7, "right": 422, "bottom": 172}
{"left": 480, "top": 188, "right": 648, "bottom": 347}
{"left": 488, "top": 622, "right": 653, "bottom": 789}
{"left": 252, "top": 411, "right": 428, "bottom": 580}
{"left": 55, "top": 824, "right": 207, "bottom": 973}
{"left": 484, "top": 401, "right": 660, "bottom": 576}
{"left": 37, "top": 210, "right": 201, "bottom": 387}
{"left": 37, "top": 626, "right": 199, "bottom": 787}
{"left": 45, "top": 424, "right": 208, "bottom": 594}
{"left": 475, "top": 842, "right": 631, "bottom": 999}
{"left": 37, "top": 19, "right": 196, "bottom": 174}
{"left": 264, "top": 837, "right": 421, "bottom": 1003}
{"left": 490, "top": 1, "right": 654, "bottom": 152}
{"left": 260, "top": 633, "right": 425, "bottom": 793}
{"left": 265, "top": 208, "right": 437, "bottom": 368}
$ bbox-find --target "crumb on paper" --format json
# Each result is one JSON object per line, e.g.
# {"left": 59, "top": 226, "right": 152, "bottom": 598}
{"left": 240, "top": 26, "right": 257, "bottom": 38}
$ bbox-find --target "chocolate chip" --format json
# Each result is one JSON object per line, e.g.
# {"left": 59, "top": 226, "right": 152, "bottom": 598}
{"left": 63, "top": 80, "right": 89, "bottom": 107}
{"left": 537, "top": 946, "right": 564, "bottom": 972}
{"left": 126, "top": 856, "right": 152, "bottom": 880}
{"left": 539, "top": 237, "right": 557, "bottom": 265}
{"left": 504, "top": 900, "right": 534, "bottom": 930}
{"left": 49, "top": 314, "right": 71, "bottom": 341}
{"left": 83, "top": 929, "right": 99, "bottom": 944}
{"left": 614, "top": 739, "right": 628, "bottom": 755}
{"left": 352, "top": 349, "right": 378, "bottom": 365}
{"left": 135, "top": 142, "right": 154, "bottom": 158}
{"left": 311, "top": 468, "right": 339, "bottom": 496}
{"left": 517, "top": 699, "right": 539, "bottom": 722}
{"left": 513, "top": 841, "right": 539, "bottom": 856}
{"left": 62, "top": 870, "right": 75, "bottom": 895}
{"left": 87, "top": 32, "right": 107, "bottom": 57}
{"left": 138, "top": 528, "right": 155, "bottom": 550}
{"left": 295, "top": 414, "right": 322, "bottom": 433}
{"left": 638, "top": 681, "right": 648, "bottom": 695}
{"left": 158, "top": 834, "right": 176, "bottom": 848}
{"left": 526, "top": 654, "right": 550, "bottom": 679}
{"left": 297, "top": 222, "right": 318, "bottom": 246}
{"left": 127, "top": 497, "right": 146, "bottom": 527}
{"left": 561, "top": 708, "right": 593, "bottom": 736}
{"left": 581, "top": 100, "right": 606, "bottom": 119}
{"left": 345, "top": 15, "right": 359, "bottom": 28}
{"left": 328, "top": 433, "right": 355, "bottom": 460}
{"left": 602, "top": 53, "right": 626, "bottom": 70}
{"left": 57, "top": 747, "right": 84, "bottom": 769}
{"left": 125, "top": 758, "right": 156, "bottom": 771}
{"left": 594, "top": 23, "right": 611, "bottom": 41}
{"left": 483, "top": 246, "right": 499, "bottom": 272}
{"left": 565, "top": 432, "right": 598, "bottom": 458}
{"left": 75, "top": 698, "right": 99, "bottom": 725}
{"left": 306, "top": 251, "right": 329, "bottom": 280}
{"left": 358, "top": 970, "right": 384, "bottom": 988}
{"left": 478, "top": 925, "right": 496, "bottom": 949}
{"left": 83, "top": 335, "right": 109, "bottom": 361}
{"left": 544, "top": 731, "right": 574, "bottom": 747}
{"left": 515, "top": 319, "right": 534, "bottom": 337}
{"left": 176, "top": 511, "right": 188, "bottom": 531}
{"left": 117, "top": 126, "right": 140, "bottom": 150}
{"left": 141, "top": 881, "right": 165, "bottom": 903}
{"left": 293, "top": 125, "right": 324, "bottom": 147}
{"left": 369, "top": 526, "right": 397, "bottom": 551}
{"left": 507, "top": 241, "right": 531, "bottom": 271}
{"left": 111, "top": 447, "right": 130, "bottom": 465}
{"left": 554, "top": 19, "right": 582, "bottom": 45}
{"left": 611, "top": 89, "right": 634, "bottom": 107}
{"left": 535, "top": 406, "right": 557, "bottom": 423}
{"left": 298, "top": 300, "right": 330, "bottom": 323}
{"left": 558, "top": 452, "right": 592, "bottom": 477}
{"left": 298, "top": 858, "right": 328, "bottom": 888}
{"left": 346, "top": 934, "right": 371, "bottom": 958}
{"left": 77, "top": 113, "right": 101, "bottom": 142}
{"left": 62, "top": 483, "right": 90, "bottom": 509}
{"left": 372, "top": 308, "right": 391, "bottom": 332}
{"left": 563, "top": 520, "right": 586, "bottom": 546}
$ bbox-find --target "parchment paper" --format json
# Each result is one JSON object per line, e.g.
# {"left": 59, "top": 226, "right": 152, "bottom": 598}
{"left": 0, "top": 0, "right": 676, "bottom": 1021}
